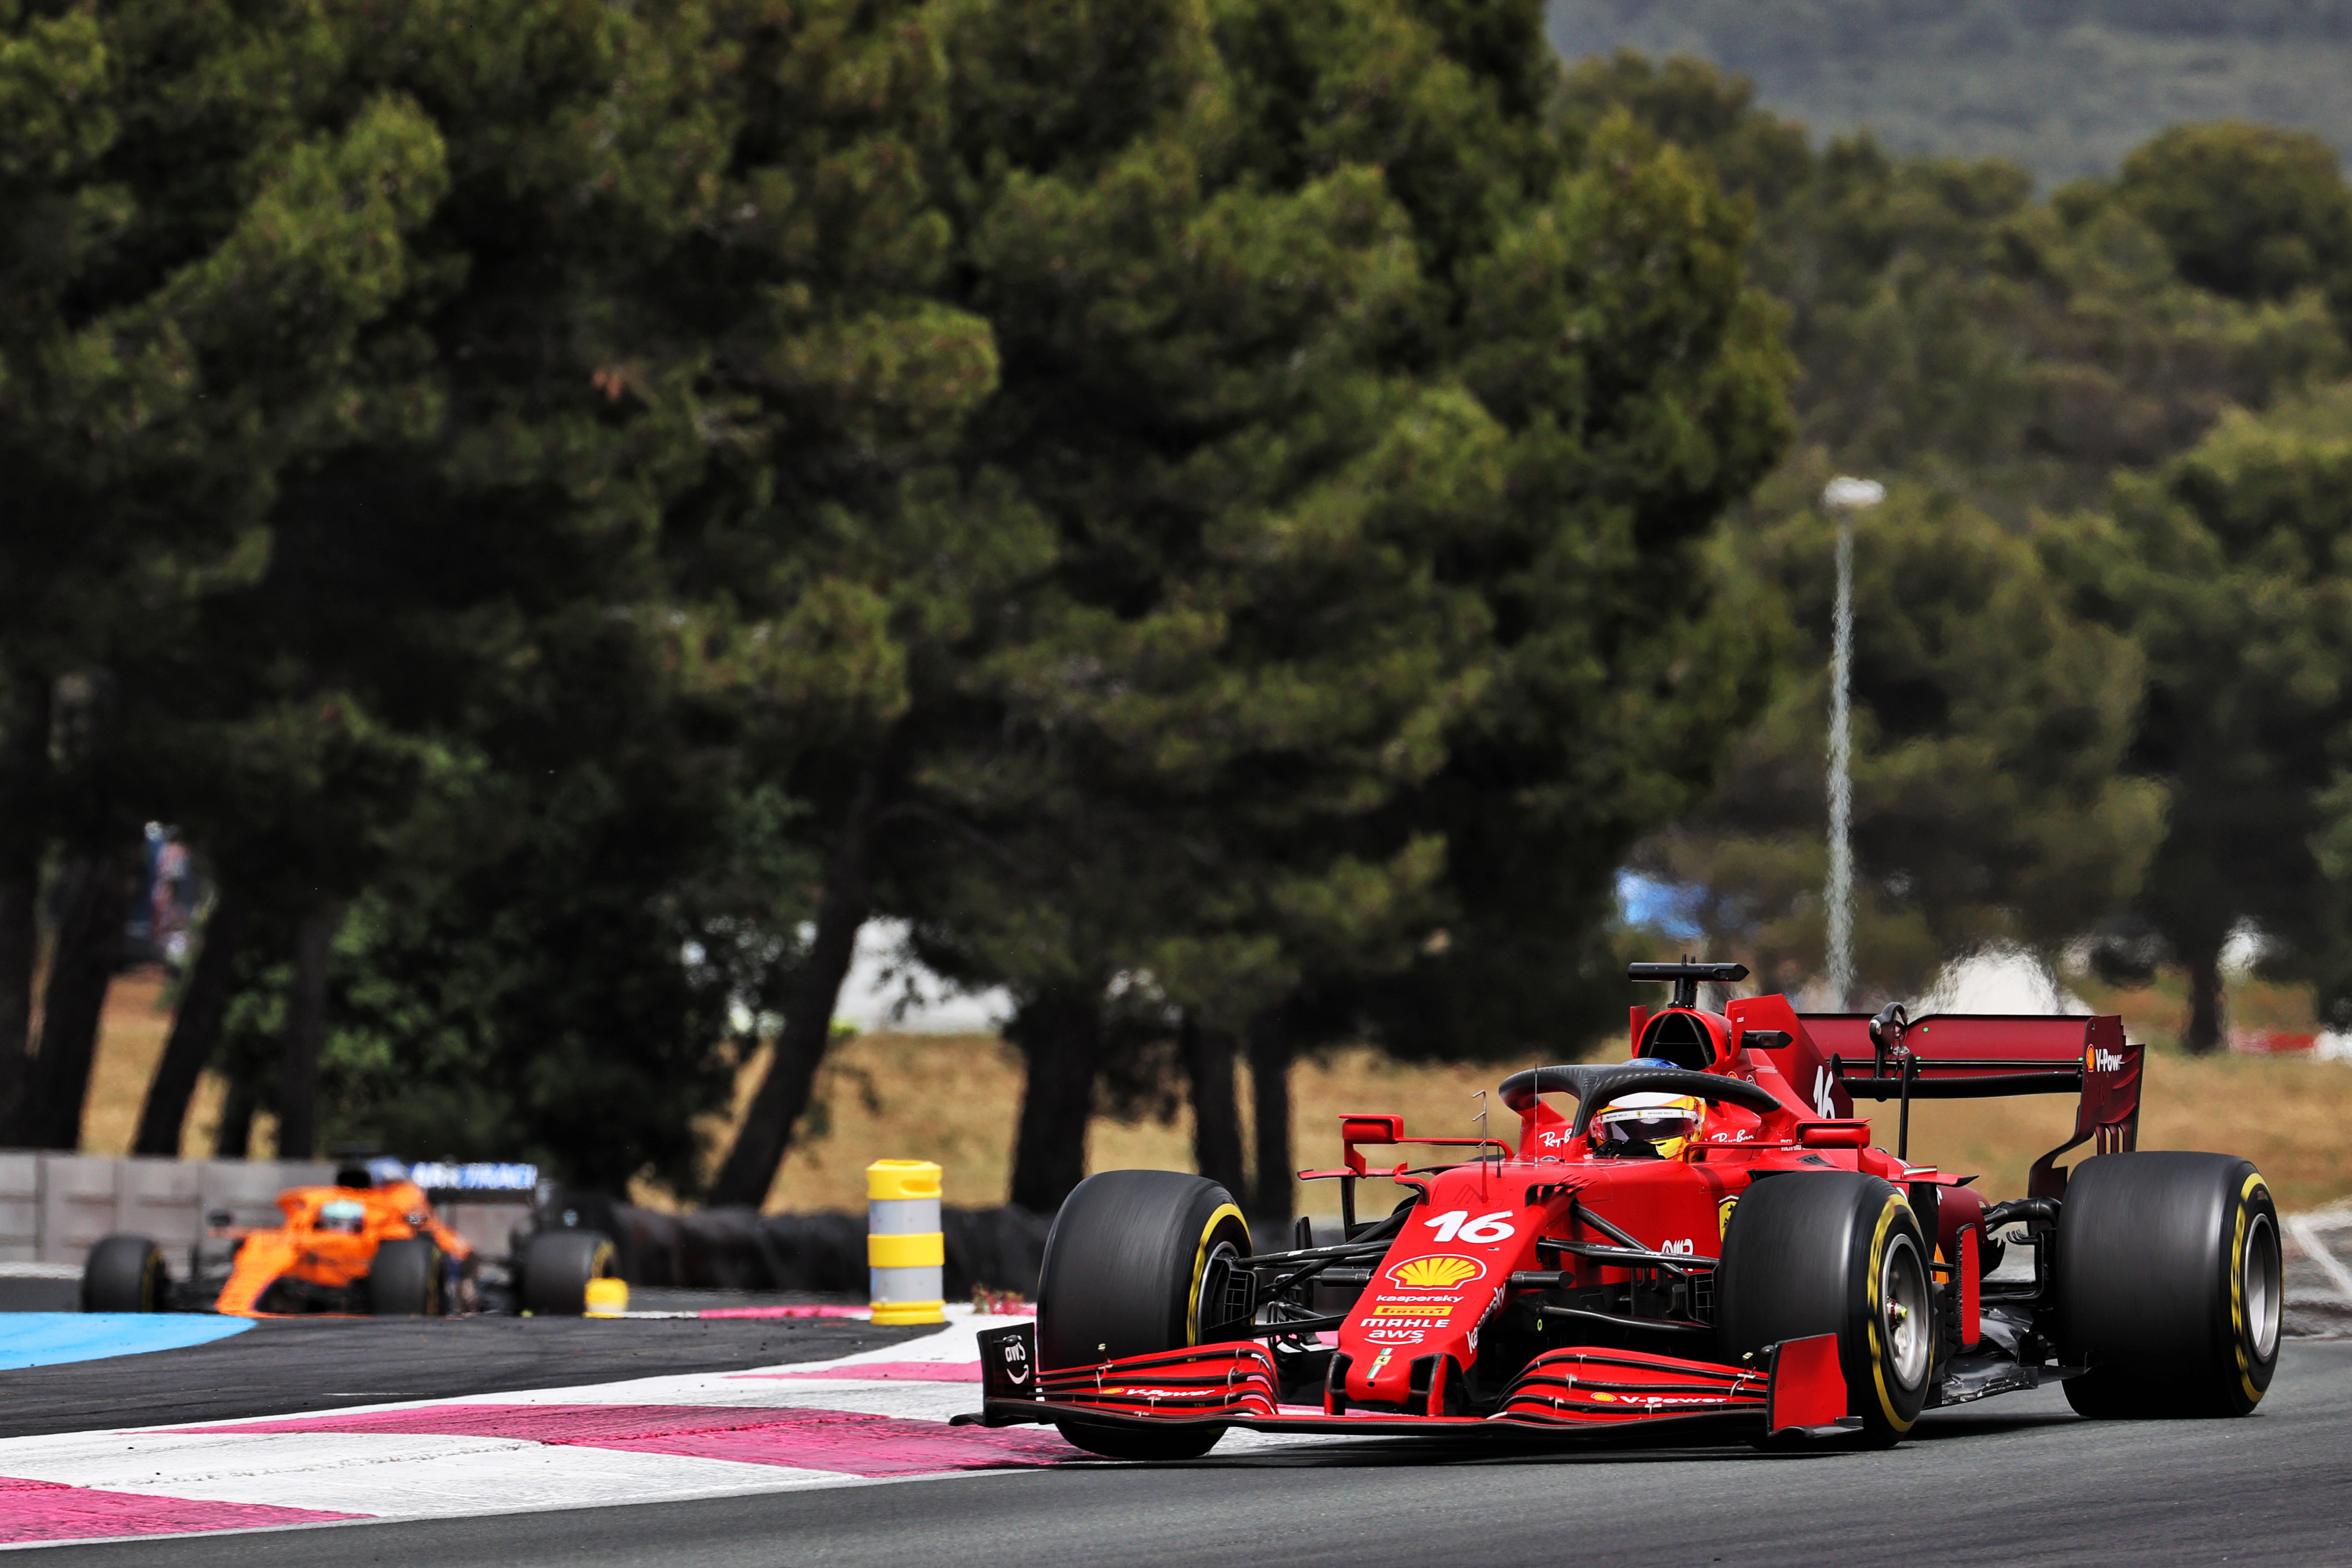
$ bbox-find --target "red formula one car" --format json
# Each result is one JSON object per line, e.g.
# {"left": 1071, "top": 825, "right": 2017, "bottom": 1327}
{"left": 968, "top": 961, "right": 2284, "bottom": 1457}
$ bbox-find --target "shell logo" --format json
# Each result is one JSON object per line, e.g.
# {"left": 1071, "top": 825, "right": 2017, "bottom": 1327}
{"left": 1386, "top": 1254, "right": 1484, "bottom": 1289}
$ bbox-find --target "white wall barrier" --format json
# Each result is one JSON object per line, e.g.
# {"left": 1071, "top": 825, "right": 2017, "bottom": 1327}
{"left": 0, "top": 1152, "right": 333, "bottom": 1267}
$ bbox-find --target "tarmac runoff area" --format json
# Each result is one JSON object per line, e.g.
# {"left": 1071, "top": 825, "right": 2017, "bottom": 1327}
{"left": 0, "top": 1209, "right": 2343, "bottom": 1561}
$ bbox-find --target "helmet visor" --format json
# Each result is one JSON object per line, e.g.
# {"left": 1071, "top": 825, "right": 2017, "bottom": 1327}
{"left": 1598, "top": 1111, "right": 1697, "bottom": 1145}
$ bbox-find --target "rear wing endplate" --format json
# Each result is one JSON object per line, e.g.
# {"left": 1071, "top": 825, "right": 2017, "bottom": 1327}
{"left": 1743, "top": 1004, "right": 2141, "bottom": 1200}
{"left": 1721, "top": 1006, "right": 2145, "bottom": 1204}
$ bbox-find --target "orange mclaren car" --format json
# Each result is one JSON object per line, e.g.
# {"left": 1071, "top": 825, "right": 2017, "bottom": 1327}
{"left": 207, "top": 1171, "right": 476, "bottom": 1316}
{"left": 81, "top": 1160, "right": 618, "bottom": 1318}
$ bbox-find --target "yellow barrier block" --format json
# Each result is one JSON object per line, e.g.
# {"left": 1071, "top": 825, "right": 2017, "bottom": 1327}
{"left": 867, "top": 1160, "right": 942, "bottom": 1201}
{"left": 584, "top": 1278, "right": 629, "bottom": 1317}
{"left": 868, "top": 1231, "right": 945, "bottom": 1269}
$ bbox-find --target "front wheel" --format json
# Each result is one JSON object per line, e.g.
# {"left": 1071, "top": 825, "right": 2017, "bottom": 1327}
{"left": 2057, "top": 1152, "right": 2281, "bottom": 1418}
{"left": 1036, "top": 1170, "right": 1249, "bottom": 1461}
{"left": 518, "top": 1229, "right": 618, "bottom": 1316}
{"left": 371, "top": 1237, "right": 445, "bottom": 1317}
{"left": 1718, "top": 1172, "right": 1936, "bottom": 1446}
{"left": 83, "top": 1236, "right": 168, "bottom": 1313}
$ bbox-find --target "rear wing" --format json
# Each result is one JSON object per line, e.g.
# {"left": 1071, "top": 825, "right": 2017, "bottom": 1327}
{"left": 1727, "top": 997, "right": 2141, "bottom": 1200}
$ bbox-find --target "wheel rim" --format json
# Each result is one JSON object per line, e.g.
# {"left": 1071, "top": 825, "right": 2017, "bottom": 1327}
{"left": 1194, "top": 1238, "right": 1242, "bottom": 1344}
{"left": 1880, "top": 1234, "right": 1930, "bottom": 1390}
{"left": 2244, "top": 1212, "right": 2281, "bottom": 1362}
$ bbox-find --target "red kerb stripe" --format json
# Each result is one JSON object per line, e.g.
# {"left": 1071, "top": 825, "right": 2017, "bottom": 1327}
{"left": 732, "top": 1360, "right": 983, "bottom": 1382}
{"left": 178, "top": 1404, "right": 1075, "bottom": 1477}
{"left": 0, "top": 1476, "right": 360, "bottom": 1544}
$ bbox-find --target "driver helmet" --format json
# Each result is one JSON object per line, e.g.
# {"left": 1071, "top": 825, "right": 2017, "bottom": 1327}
{"left": 1592, "top": 1091, "right": 1704, "bottom": 1159}
{"left": 318, "top": 1197, "right": 368, "bottom": 1234}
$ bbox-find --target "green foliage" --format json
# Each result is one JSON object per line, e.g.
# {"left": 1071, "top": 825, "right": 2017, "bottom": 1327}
{"left": 318, "top": 777, "right": 809, "bottom": 1191}
{"left": 886, "top": 0, "right": 1795, "bottom": 1089}
{"left": 1562, "top": 53, "right": 2352, "bottom": 1010}
{"left": 2117, "top": 122, "right": 2352, "bottom": 303}
{"left": 2048, "top": 384, "right": 2352, "bottom": 1032}
{"left": 1570, "top": 56, "right": 2350, "bottom": 517}
{"left": 1565, "top": 51, "right": 2352, "bottom": 1035}
{"left": 901, "top": 0, "right": 1487, "bottom": 1030}
{"left": 0, "top": 6, "right": 1893, "bottom": 1192}
{"left": 0, "top": 0, "right": 455, "bottom": 736}
{"left": 1641, "top": 475, "right": 2158, "bottom": 998}
{"left": 282, "top": 0, "right": 1010, "bottom": 1188}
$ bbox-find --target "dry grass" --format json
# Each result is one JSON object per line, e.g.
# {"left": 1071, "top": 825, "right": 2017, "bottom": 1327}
{"left": 73, "top": 968, "right": 2352, "bottom": 1216}
{"left": 77, "top": 968, "right": 233, "bottom": 1158}
{"left": 713, "top": 1034, "right": 1542, "bottom": 1218}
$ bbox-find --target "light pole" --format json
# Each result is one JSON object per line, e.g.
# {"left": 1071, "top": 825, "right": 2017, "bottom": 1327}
{"left": 1821, "top": 476, "right": 1883, "bottom": 1011}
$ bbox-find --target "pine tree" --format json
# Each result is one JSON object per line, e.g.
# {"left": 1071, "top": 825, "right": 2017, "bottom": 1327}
{"left": 2050, "top": 385, "right": 2352, "bottom": 1050}
{"left": 0, "top": 0, "right": 450, "bottom": 1143}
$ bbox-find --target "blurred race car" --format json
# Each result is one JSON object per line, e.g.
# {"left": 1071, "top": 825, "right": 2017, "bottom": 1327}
{"left": 968, "top": 960, "right": 2282, "bottom": 1456}
{"left": 81, "top": 1158, "right": 619, "bottom": 1318}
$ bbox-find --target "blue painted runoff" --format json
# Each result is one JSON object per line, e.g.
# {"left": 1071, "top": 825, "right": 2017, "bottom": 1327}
{"left": 0, "top": 1313, "right": 252, "bottom": 1371}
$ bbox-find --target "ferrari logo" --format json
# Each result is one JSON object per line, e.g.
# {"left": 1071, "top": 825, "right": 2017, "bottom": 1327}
{"left": 1386, "top": 1255, "right": 1484, "bottom": 1289}
{"left": 1717, "top": 1196, "right": 1739, "bottom": 1240}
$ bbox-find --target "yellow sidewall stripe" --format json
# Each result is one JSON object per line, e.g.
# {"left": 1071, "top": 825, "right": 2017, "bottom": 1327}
{"left": 2236, "top": 1170, "right": 2269, "bottom": 1406}
{"left": 1867, "top": 1195, "right": 1916, "bottom": 1432}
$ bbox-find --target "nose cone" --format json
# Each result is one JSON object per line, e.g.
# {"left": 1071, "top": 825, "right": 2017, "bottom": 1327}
{"left": 1343, "top": 1251, "right": 1498, "bottom": 1406}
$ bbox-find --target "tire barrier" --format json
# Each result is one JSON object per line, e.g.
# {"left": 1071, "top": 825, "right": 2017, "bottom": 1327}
{"left": 867, "top": 1161, "right": 945, "bottom": 1326}
{"left": 547, "top": 1193, "right": 1051, "bottom": 1301}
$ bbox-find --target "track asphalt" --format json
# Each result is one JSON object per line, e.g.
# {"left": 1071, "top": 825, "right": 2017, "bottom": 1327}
{"left": 2, "top": 1320, "right": 2346, "bottom": 1564}
{"left": 0, "top": 1315, "right": 922, "bottom": 1439}
{"left": 5, "top": 1205, "right": 2347, "bottom": 1561}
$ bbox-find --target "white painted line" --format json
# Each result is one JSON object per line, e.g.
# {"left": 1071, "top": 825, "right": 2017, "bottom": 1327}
{"left": 0, "top": 1430, "right": 845, "bottom": 1520}
{"left": 2287, "top": 1215, "right": 2352, "bottom": 1300}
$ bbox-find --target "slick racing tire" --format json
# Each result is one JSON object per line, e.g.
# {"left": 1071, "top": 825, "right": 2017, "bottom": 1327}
{"left": 1719, "top": 1172, "right": 1936, "bottom": 1446}
{"left": 1036, "top": 1170, "right": 1250, "bottom": 1461}
{"left": 371, "top": 1237, "right": 445, "bottom": 1317}
{"left": 518, "top": 1228, "right": 618, "bottom": 1316}
{"left": 82, "top": 1235, "right": 168, "bottom": 1313}
{"left": 2056, "top": 1152, "right": 2281, "bottom": 1418}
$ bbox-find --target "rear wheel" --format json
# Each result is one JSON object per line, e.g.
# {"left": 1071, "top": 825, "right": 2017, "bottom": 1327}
{"left": 83, "top": 1236, "right": 167, "bottom": 1313}
{"left": 371, "top": 1237, "right": 445, "bottom": 1317}
{"left": 1036, "top": 1170, "right": 1250, "bottom": 1461}
{"left": 1718, "top": 1172, "right": 1936, "bottom": 1446}
{"left": 518, "top": 1229, "right": 617, "bottom": 1316}
{"left": 2057, "top": 1152, "right": 2280, "bottom": 1418}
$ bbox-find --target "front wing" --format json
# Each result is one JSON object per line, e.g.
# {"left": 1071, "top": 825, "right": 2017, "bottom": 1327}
{"left": 962, "top": 1326, "right": 1855, "bottom": 1442}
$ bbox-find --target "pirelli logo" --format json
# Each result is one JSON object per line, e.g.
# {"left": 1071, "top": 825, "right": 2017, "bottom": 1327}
{"left": 1371, "top": 1303, "right": 1453, "bottom": 1318}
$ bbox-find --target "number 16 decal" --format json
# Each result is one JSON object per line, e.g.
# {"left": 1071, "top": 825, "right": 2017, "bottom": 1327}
{"left": 1422, "top": 1210, "right": 1516, "bottom": 1243}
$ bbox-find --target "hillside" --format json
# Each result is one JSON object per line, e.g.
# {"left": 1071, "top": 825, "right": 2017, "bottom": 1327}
{"left": 1548, "top": 1, "right": 2352, "bottom": 183}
